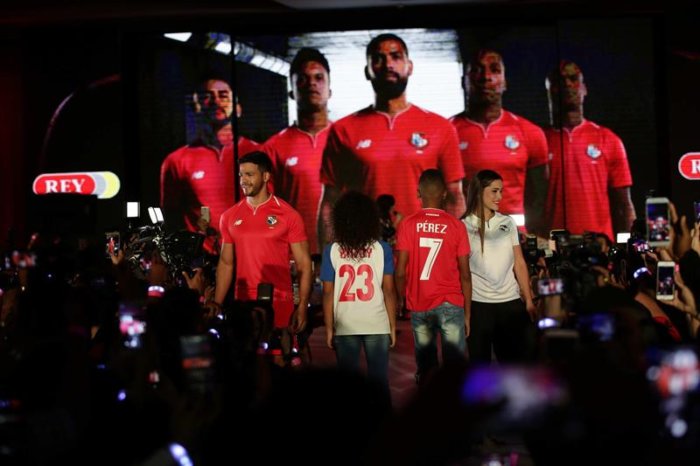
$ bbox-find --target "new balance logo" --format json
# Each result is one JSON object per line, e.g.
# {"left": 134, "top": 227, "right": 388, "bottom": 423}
{"left": 356, "top": 139, "right": 372, "bottom": 149}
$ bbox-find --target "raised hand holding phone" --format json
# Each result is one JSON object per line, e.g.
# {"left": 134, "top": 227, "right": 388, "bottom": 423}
{"left": 656, "top": 261, "right": 676, "bottom": 301}
{"left": 645, "top": 197, "right": 670, "bottom": 247}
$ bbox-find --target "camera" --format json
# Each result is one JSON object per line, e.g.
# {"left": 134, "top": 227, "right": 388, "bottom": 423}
{"left": 123, "top": 223, "right": 206, "bottom": 283}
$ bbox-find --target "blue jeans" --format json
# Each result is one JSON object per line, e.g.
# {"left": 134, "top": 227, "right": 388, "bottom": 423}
{"left": 334, "top": 334, "right": 391, "bottom": 391}
{"left": 411, "top": 302, "right": 466, "bottom": 383}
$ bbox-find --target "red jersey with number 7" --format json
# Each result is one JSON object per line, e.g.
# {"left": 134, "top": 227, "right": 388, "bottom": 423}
{"left": 396, "top": 208, "right": 471, "bottom": 312}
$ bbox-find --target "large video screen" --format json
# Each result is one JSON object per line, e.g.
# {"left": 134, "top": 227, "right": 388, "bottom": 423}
{"left": 139, "top": 18, "right": 656, "bottom": 253}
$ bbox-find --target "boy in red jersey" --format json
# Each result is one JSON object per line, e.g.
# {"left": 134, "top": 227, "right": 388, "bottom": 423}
{"left": 395, "top": 169, "right": 472, "bottom": 384}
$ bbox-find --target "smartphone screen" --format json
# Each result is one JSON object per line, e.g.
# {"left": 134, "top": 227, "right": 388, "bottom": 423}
{"left": 118, "top": 302, "right": 146, "bottom": 349}
{"left": 105, "top": 231, "right": 120, "bottom": 258}
{"left": 646, "top": 198, "right": 670, "bottom": 246}
{"left": 656, "top": 261, "right": 675, "bottom": 301}
{"left": 180, "top": 334, "right": 215, "bottom": 394}
{"left": 200, "top": 206, "right": 211, "bottom": 223}
{"left": 694, "top": 201, "right": 700, "bottom": 223}
{"left": 538, "top": 278, "right": 564, "bottom": 296}
{"left": 616, "top": 232, "right": 631, "bottom": 244}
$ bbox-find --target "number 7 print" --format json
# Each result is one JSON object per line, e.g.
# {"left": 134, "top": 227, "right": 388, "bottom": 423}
{"left": 419, "top": 237, "right": 443, "bottom": 280}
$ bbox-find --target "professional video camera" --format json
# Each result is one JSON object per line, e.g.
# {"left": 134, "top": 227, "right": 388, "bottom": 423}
{"left": 123, "top": 223, "right": 207, "bottom": 283}
{"left": 542, "top": 229, "right": 624, "bottom": 313}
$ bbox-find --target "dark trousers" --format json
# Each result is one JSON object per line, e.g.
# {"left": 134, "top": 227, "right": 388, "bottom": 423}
{"left": 467, "top": 299, "right": 536, "bottom": 363}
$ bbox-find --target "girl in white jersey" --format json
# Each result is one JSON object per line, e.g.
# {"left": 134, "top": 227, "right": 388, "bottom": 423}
{"left": 320, "top": 191, "right": 397, "bottom": 397}
{"left": 462, "top": 170, "right": 537, "bottom": 363}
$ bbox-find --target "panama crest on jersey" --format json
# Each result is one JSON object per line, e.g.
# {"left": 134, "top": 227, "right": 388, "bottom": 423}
{"left": 410, "top": 132, "right": 429, "bottom": 149}
{"left": 504, "top": 135, "right": 520, "bottom": 150}
{"left": 267, "top": 216, "right": 277, "bottom": 226}
{"left": 586, "top": 144, "right": 602, "bottom": 159}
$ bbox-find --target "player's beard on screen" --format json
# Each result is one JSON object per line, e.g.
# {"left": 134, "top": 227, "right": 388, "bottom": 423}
{"left": 371, "top": 75, "right": 409, "bottom": 100}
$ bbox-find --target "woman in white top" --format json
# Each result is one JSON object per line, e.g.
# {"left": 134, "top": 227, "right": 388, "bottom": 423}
{"left": 462, "top": 169, "right": 536, "bottom": 363}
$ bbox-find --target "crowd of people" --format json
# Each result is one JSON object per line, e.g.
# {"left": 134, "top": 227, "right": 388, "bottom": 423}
{"left": 2, "top": 31, "right": 699, "bottom": 466}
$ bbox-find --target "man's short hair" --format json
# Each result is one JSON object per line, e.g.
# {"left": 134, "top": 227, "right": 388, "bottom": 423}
{"left": 196, "top": 73, "right": 231, "bottom": 91}
{"left": 465, "top": 48, "right": 504, "bottom": 72}
{"left": 418, "top": 169, "right": 446, "bottom": 190}
{"left": 290, "top": 47, "right": 330, "bottom": 80}
{"left": 366, "top": 33, "right": 409, "bottom": 58}
{"left": 239, "top": 151, "right": 273, "bottom": 174}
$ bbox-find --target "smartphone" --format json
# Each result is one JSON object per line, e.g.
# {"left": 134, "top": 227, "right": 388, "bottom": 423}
{"left": 180, "top": 334, "right": 215, "bottom": 394}
{"left": 200, "top": 206, "right": 211, "bottom": 223}
{"left": 632, "top": 239, "right": 651, "bottom": 254}
{"left": 645, "top": 197, "right": 670, "bottom": 247}
{"left": 538, "top": 278, "right": 564, "bottom": 296}
{"left": 549, "top": 229, "right": 569, "bottom": 252}
{"left": 118, "top": 302, "right": 146, "bottom": 349}
{"left": 526, "top": 234, "right": 537, "bottom": 250}
{"left": 694, "top": 200, "right": 700, "bottom": 223}
{"left": 656, "top": 261, "right": 676, "bottom": 301}
{"left": 105, "top": 231, "right": 120, "bottom": 258}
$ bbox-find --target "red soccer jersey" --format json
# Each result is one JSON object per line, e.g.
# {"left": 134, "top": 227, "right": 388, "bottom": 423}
{"left": 219, "top": 195, "right": 307, "bottom": 328}
{"left": 544, "top": 120, "right": 632, "bottom": 240}
{"left": 160, "top": 137, "right": 259, "bottom": 254}
{"left": 450, "top": 110, "right": 547, "bottom": 216}
{"left": 263, "top": 124, "right": 330, "bottom": 254}
{"left": 395, "top": 208, "right": 471, "bottom": 312}
{"left": 321, "top": 105, "right": 464, "bottom": 218}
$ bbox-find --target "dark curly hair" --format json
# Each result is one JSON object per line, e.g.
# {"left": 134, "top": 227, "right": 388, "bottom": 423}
{"left": 332, "top": 191, "right": 381, "bottom": 260}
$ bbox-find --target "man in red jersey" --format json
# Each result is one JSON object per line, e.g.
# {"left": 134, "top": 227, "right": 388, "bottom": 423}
{"left": 544, "top": 60, "right": 635, "bottom": 240}
{"left": 395, "top": 169, "right": 472, "bottom": 384}
{"left": 451, "top": 49, "right": 548, "bottom": 236}
{"left": 318, "top": 33, "right": 466, "bottom": 249}
{"left": 263, "top": 48, "right": 332, "bottom": 254}
{"left": 160, "top": 76, "right": 259, "bottom": 254}
{"left": 213, "top": 151, "right": 312, "bottom": 347}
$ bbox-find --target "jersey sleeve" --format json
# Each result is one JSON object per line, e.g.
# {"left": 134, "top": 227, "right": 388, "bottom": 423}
{"left": 219, "top": 208, "right": 234, "bottom": 244}
{"left": 320, "top": 244, "right": 335, "bottom": 282}
{"left": 380, "top": 241, "right": 395, "bottom": 275}
{"left": 320, "top": 124, "right": 344, "bottom": 189}
{"left": 437, "top": 120, "right": 466, "bottom": 183}
{"left": 521, "top": 118, "right": 549, "bottom": 169}
{"left": 286, "top": 204, "right": 308, "bottom": 243}
{"left": 261, "top": 137, "right": 281, "bottom": 195}
{"left": 604, "top": 128, "right": 633, "bottom": 188}
{"left": 508, "top": 217, "right": 520, "bottom": 246}
{"left": 160, "top": 152, "right": 180, "bottom": 211}
{"left": 456, "top": 219, "right": 471, "bottom": 257}
{"left": 395, "top": 217, "right": 412, "bottom": 252}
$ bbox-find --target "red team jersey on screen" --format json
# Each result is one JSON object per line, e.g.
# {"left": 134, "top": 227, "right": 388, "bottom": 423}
{"left": 544, "top": 120, "right": 632, "bottom": 240}
{"left": 160, "top": 137, "right": 259, "bottom": 253}
{"left": 395, "top": 208, "right": 471, "bottom": 312}
{"left": 219, "top": 195, "right": 307, "bottom": 328}
{"left": 450, "top": 110, "right": 548, "bottom": 216}
{"left": 321, "top": 105, "right": 464, "bottom": 218}
{"left": 263, "top": 125, "right": 330, "bottom": 254}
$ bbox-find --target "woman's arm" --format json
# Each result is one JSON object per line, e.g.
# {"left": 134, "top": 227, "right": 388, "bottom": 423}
{"left": 513, "top": 244, "right": 537, "bottom": 321}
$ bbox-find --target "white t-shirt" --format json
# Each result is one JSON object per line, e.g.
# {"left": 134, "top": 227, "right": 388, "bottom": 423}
{"left": 463, "top": 213, "right": 521, "bottom": 303}
{"left": 320, "top": 240, "right": 393, "bottom": 336}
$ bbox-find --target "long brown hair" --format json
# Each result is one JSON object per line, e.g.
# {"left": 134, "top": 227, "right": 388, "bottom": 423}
{"left": 332, "top": 191, "right": 381, "bottom": 260}
{"left": 465, "top": 169, "right": 503, "bottom": 253}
